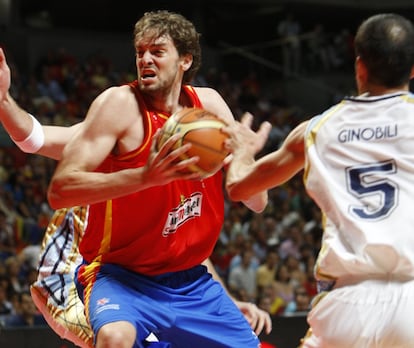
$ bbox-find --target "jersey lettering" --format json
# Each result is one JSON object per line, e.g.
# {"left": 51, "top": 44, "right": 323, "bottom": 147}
{"left": 338, "top": 124, "right": 398, "bottom": 143}
{"left": 346, "top": 160, "right": 398, "bottom": 220}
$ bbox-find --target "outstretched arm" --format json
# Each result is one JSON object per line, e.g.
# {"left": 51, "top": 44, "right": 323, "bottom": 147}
{"left": 0, "top": 47, "right": 34, "bottom": 143}
{"left": 225, "top": 114, "right": 307, "bottom": 202}
{"left": 0, "top": 47, "right": 80, "bottom": 160}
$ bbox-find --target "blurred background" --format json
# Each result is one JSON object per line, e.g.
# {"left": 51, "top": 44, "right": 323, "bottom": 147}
{"left": 1, "top": 1, "right": 414, "bottom": 347}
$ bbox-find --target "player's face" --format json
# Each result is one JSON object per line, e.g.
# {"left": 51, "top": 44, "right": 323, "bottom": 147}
{"left": 135, "top": 33, "right": 185, "bottom": 95}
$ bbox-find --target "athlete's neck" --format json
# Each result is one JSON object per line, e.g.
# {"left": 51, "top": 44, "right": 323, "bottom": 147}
{"left": 358, "top": 84, "right": 410, "bottom": 97}
{"left": 141, "top": 88, "right": 192, "bottom": 116}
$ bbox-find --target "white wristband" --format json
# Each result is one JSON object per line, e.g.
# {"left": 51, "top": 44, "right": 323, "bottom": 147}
{"left": 13, "top": 114, "right": 45, "bottom": 153}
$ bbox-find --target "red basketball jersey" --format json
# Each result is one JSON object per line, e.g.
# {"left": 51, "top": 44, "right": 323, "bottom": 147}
{"left": 79, "top": 82, "right": 225, "bottom": 275}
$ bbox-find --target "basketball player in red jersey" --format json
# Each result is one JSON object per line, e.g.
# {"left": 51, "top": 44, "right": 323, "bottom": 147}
{"left": 0, "top": 11, "right": 271, "bottom": 348}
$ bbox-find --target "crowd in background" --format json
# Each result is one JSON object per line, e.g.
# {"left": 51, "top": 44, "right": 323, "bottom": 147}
{"left": 0, "top": 15, "right": 355, "bottom": 328}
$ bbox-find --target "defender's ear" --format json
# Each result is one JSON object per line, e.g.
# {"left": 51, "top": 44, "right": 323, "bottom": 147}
{"left": 355, "top": 56, "right": 368, "bottom": 93}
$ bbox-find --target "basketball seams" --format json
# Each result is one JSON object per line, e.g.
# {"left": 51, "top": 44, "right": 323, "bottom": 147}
{"left": 177, "top": 119, "right": 226, "bottom": 130}
{"left": 157, "top": 107, "right": 230, "bottom": 178}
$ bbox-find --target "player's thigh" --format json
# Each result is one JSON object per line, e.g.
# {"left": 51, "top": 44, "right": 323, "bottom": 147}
{"left": 87, "top": 273, "right": 174, "bottom": 346}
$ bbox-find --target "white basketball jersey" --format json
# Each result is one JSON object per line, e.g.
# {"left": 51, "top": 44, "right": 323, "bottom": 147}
{"left": 305, "top": 92, "right": 414, "bottom": 284}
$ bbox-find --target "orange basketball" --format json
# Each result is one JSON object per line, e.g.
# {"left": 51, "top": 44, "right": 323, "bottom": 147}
{"left": 157, "top": 107, "right": 230, "bottom": 178}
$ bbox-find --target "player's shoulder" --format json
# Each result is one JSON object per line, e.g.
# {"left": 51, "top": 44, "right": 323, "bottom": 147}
{"left": 93, "top": 85, "right": 136, "bottom": 106}
{"left": 193, "top": 86, "right": 223, "bottom": 102}
{"left": 192, "top": 86, "right": 233, "bottom": 121}
{"left": 86, "top": 85, "right": 143, "bottom": 127}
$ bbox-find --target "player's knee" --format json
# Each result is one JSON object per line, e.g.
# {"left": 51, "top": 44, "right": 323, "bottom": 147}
{"left": 96, "top": 321, "right": 136, "bottom": 348}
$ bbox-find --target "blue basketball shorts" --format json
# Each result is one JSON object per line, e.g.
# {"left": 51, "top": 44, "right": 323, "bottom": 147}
{"left": 76, "top": 263, "right": 261, "bottom": 348}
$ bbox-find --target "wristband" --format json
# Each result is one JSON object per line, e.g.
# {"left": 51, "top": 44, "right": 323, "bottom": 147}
{"left": 13, "top": 114, "right": 45, "bottom": 153}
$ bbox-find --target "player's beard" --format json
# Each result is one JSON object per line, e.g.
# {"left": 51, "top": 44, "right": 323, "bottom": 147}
{"left": 138, "top": 71, "right": 179, "bottom": 100}
{"left": 139, "top": 80, "right": 173, "bottom": 101}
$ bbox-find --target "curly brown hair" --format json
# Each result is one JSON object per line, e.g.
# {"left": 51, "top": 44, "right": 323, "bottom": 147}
{"left": 133, "top": 10, "right": 202, "bottom": 84}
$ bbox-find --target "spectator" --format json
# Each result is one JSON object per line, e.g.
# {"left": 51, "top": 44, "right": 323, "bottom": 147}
{"left": 304, "top": 23, "right": 333, "bottom": 73}
{"left": 3, "top": 291, "right": 46, "bottom": 327}
{"left": 277, "top": 13, "right": 302, "bottom": 77}
{"left": 36, "top": 66, "right": 67, "bottom": 104}
{"left": 271, "top": 263, "right": 294, "bottom": 313}
{"left": 257, "top": 292, "right": 273, "bottom": 314}
{"left": 260, "top": 284, "right": 285, "bottom": 315}
{"left": 284, "top": 285, "right": 312, "bottom": 315}
{"left": 229, "top": 238, "right": 260, "bottom": 272}
{"left": 4, "top": 256, "right": 26, "bottom": 295}
{"left": 228, "top": 249, "right": 258, "bottom": 302}
{"left": 278, "top": 222, "right": 304, "bottom": 260}
{"left": 251, "top": 227, "right": 271, "bottom": 264}
{"left": 0, "top": 283, "right": 14, "bottom": 316}
{"left": 218, "top": 217, "right": 233, "bottom": 246}
{"left": 209, "top": 240, "right": 232, "bottom": 280}
{"left": 256, "top": 249, "right": 280, "bottom": 294}
{"left": 262, "top": 212, "right": 283, "bottom": 247}
{"left": 284, "top": 255, "right": 307, "bottom": 288}
{"left": 0, "top": 209, "right": 16, "bottom": 261}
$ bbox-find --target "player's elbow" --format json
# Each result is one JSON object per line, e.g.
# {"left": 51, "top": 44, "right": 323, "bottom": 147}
{"left": 226, "top": 184, "right": 252, "bottom": 204}
{"left": 47, "top": 187, "right": 64, "bottom": 210}
{"left": 248, "top": 201, "right": 267, "bottom": 214}
{"left": 227, "top": 182, "right": 268, "bottom": 213}
{"left": 47, "top": 178, "right": 71, "bottom": 210}
{"left": 243, "top": 192, "right": 268, "bottom": 214}
{"left": 226, "top": 182, "right": 246, "bottom": 203}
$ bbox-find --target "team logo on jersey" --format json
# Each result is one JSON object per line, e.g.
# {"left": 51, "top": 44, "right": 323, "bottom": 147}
{"left": 97, "top": 297, "right": 110, "bottom": 306}
{"left": 162, "top": 192, "right": 202, "bottom": 236}
{"left": 95, "top": 297, "right": 120, "bottom": 314}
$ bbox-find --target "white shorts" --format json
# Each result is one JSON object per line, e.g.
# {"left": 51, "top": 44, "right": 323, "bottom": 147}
{"left": 301, "top": 279, "right": 414, "bottom": 348}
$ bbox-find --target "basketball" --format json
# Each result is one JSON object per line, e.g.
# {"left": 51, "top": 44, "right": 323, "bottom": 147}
{"left": 157, "top": 107, "right": 230, "bottom": 178}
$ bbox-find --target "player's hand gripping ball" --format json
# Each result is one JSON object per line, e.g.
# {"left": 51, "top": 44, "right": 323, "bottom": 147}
{"left": 157, "top": 107, "right": 230, "bottom": 178}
